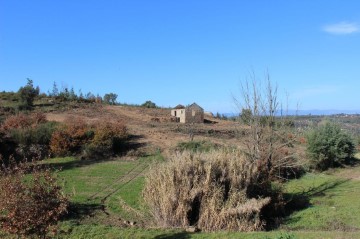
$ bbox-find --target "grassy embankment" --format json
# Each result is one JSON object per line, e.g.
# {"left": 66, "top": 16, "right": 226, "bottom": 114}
{"left": 1, "top": 153, "right": 360, "bottom": 238}
{"left": 3, "top": 153, "right": 354, "bottom": 238}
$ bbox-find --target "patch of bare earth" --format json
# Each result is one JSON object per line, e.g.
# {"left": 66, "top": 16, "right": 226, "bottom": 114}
{"left": 331, "top": 166, "right": 360, "bottom": 181}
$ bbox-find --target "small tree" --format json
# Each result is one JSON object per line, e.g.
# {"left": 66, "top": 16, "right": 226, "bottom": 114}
{"left": 0, "top": 160, "right": 68, "bottom": 238}
{"left": 103, "top": 93, "right": 118, "bottom": 105}
{"left": 234, "top": 71, "right": 302, "bottom": 180}
{"left": 240, "top": 108, "right": 252, "bottom": 125}
{"left": 50, "top": 81, "right": 59, "bottom": 97}
{"left": 18, "top": 78, "right": 40, "bottom": 108}
{"left": 69, "top": 87, "right": 77, "bottom": 101}
{"left": 141, "top": 100, "right": 157, "bottom": 108}
{"left": 306, "top": 121, "right": 355, "bottom": 170}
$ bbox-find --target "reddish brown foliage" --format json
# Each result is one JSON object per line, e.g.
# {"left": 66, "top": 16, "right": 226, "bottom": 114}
{"left": 49, "top": 117, "right": 90, "bottom": 156}
{"left": 0, "top": 160, "right": 68, "bottom": 238}
{"left": 50, "top": 117, "right": 128, "bottom": 157}
{"left": 1, "top": 112, "right": 47, "bottom": 131}
{"left": 91, "top": 120, "right": 127, "bottom": 149}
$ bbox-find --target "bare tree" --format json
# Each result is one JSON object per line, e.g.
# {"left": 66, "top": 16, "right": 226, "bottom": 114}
{"left": 234, "top": 71, "right": 302, "bottom": 180}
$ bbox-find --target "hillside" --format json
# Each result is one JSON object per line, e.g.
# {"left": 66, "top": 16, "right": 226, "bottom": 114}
{"left": 2, "top": 103, "right": 360, "bottom": 238}
{"left": 45, "top": 104, "right": 243, "bottom": 156}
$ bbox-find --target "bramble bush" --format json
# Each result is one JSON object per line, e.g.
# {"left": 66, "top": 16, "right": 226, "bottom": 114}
{"left": 0, "top": 159, "right": 68, "bottom": 238}
{"left": 306, "top": 122, "right": 355, "bottom": 171}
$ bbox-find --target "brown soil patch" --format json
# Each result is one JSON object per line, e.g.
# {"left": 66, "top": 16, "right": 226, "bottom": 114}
{"left": 331, "top": 165, "right": 360, "bottom": 181}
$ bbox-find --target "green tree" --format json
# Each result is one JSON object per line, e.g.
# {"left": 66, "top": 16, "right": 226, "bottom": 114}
{"left": 307, "top": 121, "right": 355, "bottom": 170}
{"left": 69, "top": 87, "right": 77, "bottom": 100}
{"left": 50, "top": 81, "right": 59, "bottom": 97}
{"left": 103, "top": 93, "right": 118, "bottom": 105}
{"left": 240, "top": 108, "right": 252, "bottom": 125}
{"left": 18, "top": 78, "right": 39, "bottom": 108}
{"left": 141, "top": 100, "right": 157, "bottom": 108}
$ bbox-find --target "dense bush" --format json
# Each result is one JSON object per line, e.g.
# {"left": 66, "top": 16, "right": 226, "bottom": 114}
{"left": 141, "top": 100, "right": 157, "bottom": 108}
{"left": 18, "top": 78, "right": 40, "bottom": 108}
{"left": 143, "top": 149, "right": 283, "bottom": 232}
{"left": 87, "top": 120, "right": 128, "bottom": 157}
{"left": 10, "top": 121, "right": 57, "bottom": 146}
{"left": 1, "top": 112, "right": 47, "bottom": 131}
{"left": 0, "top": 113, "right": 53, "bottom": 161}
{"left": 306, "top": 122, "right": 355, "bottom": 171}
{"left": 50, "top": 117, "right": 128, "bottom": 158}
{"left": 0, "top": 160, "right": 68, "bottom": 238}
{"left": 50, "top": 117, "right": 91, "bottom": 156}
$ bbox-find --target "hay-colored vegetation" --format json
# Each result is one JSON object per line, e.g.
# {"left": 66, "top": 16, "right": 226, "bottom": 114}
{"left": 143, "top": 149, "right": 277, "bottom": 232}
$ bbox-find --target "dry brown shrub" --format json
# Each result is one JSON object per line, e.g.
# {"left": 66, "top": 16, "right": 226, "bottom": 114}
{"left": 50, "top": 117, "right": 90, "bottom": 156}
{"left": 143, "top": 149, "right": 272, "bottom": 232}
{"left": 50, "top": 117, "right": 128, "bottom": 157}
{"left": 91, "top": 120, "right": 127, "bottom": 149}
{"left": 1, "top": 112, "right": 47, "bottom": 131}
{"left": 0, "top": 159, "right": 68, "bottom": 238}
{"left": 2, "top": 113, "right": 32, "bottom": 130}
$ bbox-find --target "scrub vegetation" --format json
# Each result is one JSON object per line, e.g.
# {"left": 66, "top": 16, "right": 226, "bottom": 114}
{"left": 0, "top": 78, "right": 360, "bottom": 238}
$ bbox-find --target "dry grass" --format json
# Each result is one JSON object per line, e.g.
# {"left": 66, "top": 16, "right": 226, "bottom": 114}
{"left": 143, "top": 149, "right": 273, "bottom": 232}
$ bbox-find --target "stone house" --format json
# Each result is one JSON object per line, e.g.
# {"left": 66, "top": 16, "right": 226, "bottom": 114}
{"left": 171, "top": 103, "right": 204, "bottom": 123}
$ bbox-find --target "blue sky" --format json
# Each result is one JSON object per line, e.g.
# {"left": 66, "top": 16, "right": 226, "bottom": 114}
{"left": 1, "top": 1, "right": 360, "bottom": 113}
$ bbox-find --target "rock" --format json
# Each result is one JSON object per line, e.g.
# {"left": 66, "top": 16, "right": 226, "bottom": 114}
{"left": 185, "top": 226, "right": 199, "bottom": 233}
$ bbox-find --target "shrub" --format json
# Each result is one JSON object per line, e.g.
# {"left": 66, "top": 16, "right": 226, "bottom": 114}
{"left": 1, "top": 112, "right": 47, "bottom": 131}
{"left": 88, "top": 120, "right": 128, "bottom": 156}
{"left": 0, "top": 160, "right": 68, "bottom": 238}
{"left": 50, "top": 117, "right": 91, "bottom": 156}
{"left": 306, "top": 122, "right": 355, "bottom": 171}
{"left": 143, "top": 149, "right": 282, "bottom": 232}
{"left": 0, "top": 113, "right": 54, "bottom": 161}
{"left": 17, "top": 78, "right": 39, "bottom": 108}
{"left": 50, "top": 117, "right": 128, "bottom": 157}
{"left": 175, "top": 140, "right": 219, "bottom": 153}
{"left": 10, "top": 121, "right": 57, "bottom": 146}
{"left": 141, "top": 100, "right": 157, "bottom": 108}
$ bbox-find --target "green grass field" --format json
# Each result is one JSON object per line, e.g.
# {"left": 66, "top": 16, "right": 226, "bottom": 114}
{"left": 2, "top": 154, "right": 360, "bottom": 238}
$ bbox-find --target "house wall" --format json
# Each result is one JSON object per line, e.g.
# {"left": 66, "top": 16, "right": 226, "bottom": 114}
{"left": 171, "top": 109, "right": 186, "bottom": 123}
{"left": 184, "top": 106, "right": 204, "bottom": 123}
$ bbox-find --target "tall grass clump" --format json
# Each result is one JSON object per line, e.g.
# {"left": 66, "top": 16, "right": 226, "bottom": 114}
{"left": 143, "top": 149, "right": 280, "bottom": 232}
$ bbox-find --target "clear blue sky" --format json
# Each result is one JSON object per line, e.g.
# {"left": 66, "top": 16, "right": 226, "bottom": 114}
{"left": 1, "top": 0, "right": 360, "bottom": 113}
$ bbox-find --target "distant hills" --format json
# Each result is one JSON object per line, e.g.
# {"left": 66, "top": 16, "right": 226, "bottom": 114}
{"left": 221, "top": 109, "right": 360, "bottom": 117}
{"left": 285, "top": 109, "right": 360, "bottom": 116}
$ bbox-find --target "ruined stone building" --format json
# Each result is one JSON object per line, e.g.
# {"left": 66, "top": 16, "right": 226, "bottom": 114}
{"left": 171, "top": 103, "right": 204, "bottom": 123}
